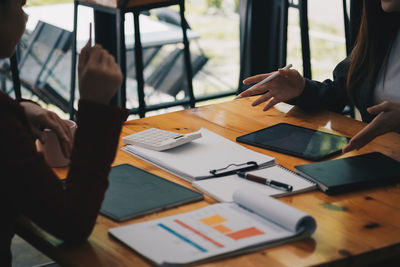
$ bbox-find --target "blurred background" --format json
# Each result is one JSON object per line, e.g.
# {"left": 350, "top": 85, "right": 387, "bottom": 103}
{"left": 2, "top": 0, "right": 347, "bottom": 120}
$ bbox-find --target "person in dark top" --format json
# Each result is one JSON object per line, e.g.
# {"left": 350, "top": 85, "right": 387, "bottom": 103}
{"left": 240, "top": 0, "right": 400, "bottom": 153}
{"left": 0, "top": 0, "right": 128, "bottom": 265}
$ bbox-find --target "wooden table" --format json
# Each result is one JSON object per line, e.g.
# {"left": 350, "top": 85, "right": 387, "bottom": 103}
{"left": 19, "top": 98, "right": 400, "bottom": 266}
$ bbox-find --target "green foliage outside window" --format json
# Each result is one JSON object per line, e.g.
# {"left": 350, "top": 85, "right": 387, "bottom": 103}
{"left": 206, "top": 0, "right": 239, "bottom": 12}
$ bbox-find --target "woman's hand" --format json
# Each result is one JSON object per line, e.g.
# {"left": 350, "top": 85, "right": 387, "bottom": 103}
{"left": 20, "top": 101, "right": 72, "bottom": 157}
{"left": 343, "top": 101, "right": 400, "bottom": 153}
{"left": 240, "top": 68, "right": 306, "bottom": 111}
{"left": 78, "top": 42, "right": 122, "bottom": 105}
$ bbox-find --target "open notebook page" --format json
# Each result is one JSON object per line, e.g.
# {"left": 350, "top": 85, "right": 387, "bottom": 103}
{"left": 193, "top": 165, "right": 316, "bottom": 202}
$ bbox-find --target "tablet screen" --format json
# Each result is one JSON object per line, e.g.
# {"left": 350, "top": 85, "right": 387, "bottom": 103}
{"left": 236, "top": 123, "right": 349, "bottom": 160}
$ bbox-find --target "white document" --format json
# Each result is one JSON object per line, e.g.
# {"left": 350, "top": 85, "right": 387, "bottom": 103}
{"left": 122, "top": 128, "right": 275, "bottom": 182}
{"left": 109, "top": 189, "right": 317, "bottom": 266}
{"left": 193, "top": 165, "right": 317, "bottom": 202}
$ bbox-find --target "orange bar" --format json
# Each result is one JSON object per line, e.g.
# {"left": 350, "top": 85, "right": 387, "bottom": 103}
{"left": 226, "top": 227, "right": 265, "bottom": 240}
{"left": 213, "top": 224, "right": 232, "bottom": 234}
{"left": 174, "top": 219, "right": 224, "bottom": 248}
{"left": 200, "top": 214, "right": 227, "bottom": 226}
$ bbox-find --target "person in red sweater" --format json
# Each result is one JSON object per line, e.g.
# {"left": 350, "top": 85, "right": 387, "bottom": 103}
{"left": 0, "top": 0, "right": 128, "bottom": 265}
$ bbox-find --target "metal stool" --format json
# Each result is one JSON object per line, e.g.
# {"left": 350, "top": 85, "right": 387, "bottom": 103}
{"left": 69, "top": 0, "right": 194, "bottom": 118}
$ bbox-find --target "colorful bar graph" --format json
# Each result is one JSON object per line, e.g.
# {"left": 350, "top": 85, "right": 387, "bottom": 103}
{"left": 226, "top": 227, "right": 265, "bottom": 240}
{"left": 213, "top": 224, "right": 232, "bottom": 234}
{"left": 158, "top": 223, "right": 207, "bottom": 252}
{"left": 200, "top": 214, "right": 227, "bottom": 226}
{"left": 174, "top": 219, "right": 225, "bottom": 248}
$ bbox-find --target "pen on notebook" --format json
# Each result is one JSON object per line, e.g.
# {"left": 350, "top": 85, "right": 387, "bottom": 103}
{"left": 237, "top": 171, "right": 293, "bottom": 192}
{"left": 235, "top": 63, "right": 293, "bottom": 99}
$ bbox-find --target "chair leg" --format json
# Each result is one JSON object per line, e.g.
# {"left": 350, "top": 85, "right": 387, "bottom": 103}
{"left": 299, "top": 0, "right": 311, "bottom": 79}
{"left": 279, "top": 0, "right": 288, "bottom": 68}
{"left": 10, "top": 53, "right": 22, "bottom": 99}
{"left": 69, "top": 0, "right": 78, "bottom": 120}
{"left": 133, "top": 10, "right": 146, "bottom": 118}
{"left": 179, "top": 0, "right": 195, "bottom": 108}
{"left": 116, "top": 10, "right": 126, "bottom": 109}
{"left": 342, "top": 0, "right": 352, "bottom": 56}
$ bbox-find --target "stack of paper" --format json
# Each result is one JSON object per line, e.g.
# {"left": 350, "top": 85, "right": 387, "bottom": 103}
{"left": 122, "top": 128, "right": 275, "bottom": 182}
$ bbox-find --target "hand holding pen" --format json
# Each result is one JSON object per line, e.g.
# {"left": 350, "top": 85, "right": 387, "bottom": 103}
{"left": 77, "top": 23, "right": 122, "bottom": 105}
{"left": 237, "top": 64, "right": 306, "bottom": 111}
{"left": 237, "top": 171, "right": 293, "bottom": 192}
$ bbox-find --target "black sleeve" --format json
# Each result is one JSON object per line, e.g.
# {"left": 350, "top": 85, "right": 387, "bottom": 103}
{"left": 287, "top": 56, "right": 351, "bottom": 113}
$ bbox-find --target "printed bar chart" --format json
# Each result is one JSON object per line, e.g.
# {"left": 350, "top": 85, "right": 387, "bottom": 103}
{"left": 213, "top": 224, "right": 231, "bottom": 234}
{"left": 158, "top": 223, "right": 208, "bottom": 252}
{"left": 200, "top": 214, "right": 227, "bottom": 225}
{"left": 226, "top": 227, "right": 265, "bottom": 240}
{"left": 157, "top": 213, "right": 267, "bottom": 254}
{"left": 175, "top": 219, "right": 225, "bottom": 248}
{"left": 199, "top": 214, "right": 265, "bottom": 240}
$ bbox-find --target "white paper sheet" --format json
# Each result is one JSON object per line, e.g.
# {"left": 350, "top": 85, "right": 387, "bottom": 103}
{"left": 193, "top": 166, "right": 316, "bottom": 202}
{"left": 122, "top": 128, "right": 275, "bottom": 181}
{"left": 109, "top": 189, "right": 316, "bottom": 265}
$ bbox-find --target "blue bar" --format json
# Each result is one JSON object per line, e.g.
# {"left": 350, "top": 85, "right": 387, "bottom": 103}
{"left": 158, "top": 223, "right": 207, "bottom": 253}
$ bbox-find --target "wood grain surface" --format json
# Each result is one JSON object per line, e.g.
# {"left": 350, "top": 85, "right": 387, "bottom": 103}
{"left": 24, "top": 98, "right": 400, "bottom": 266}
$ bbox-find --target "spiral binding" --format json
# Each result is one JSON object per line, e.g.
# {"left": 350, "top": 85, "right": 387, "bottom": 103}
{"left": 276, "top": 165, "right": 316, "bottom": 185}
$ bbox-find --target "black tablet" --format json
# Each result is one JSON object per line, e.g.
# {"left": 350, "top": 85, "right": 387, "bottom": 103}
{"left": 236, "top": 123, "right": 349, "bottom": 161}
{"left": 100, "top": 164, "right": 203, "bottom": 221}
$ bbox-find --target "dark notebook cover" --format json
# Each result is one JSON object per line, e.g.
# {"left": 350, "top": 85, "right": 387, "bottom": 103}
{"left": 100, "top": 164, "right": 203, "bottom": 221}
{"left": 295, "top": 152, "right": 400, "bottom": 194}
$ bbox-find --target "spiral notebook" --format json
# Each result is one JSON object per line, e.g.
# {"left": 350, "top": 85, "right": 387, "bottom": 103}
{"left": 109, "top": 188, "right": 317, "bottom": 266}
{"left": 193, "top": 165, "right": 316, "bottom": 202}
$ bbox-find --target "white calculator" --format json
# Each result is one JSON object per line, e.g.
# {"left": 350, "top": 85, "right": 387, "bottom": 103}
{"left": 122, "top": 128, "right": 202, "bottom": 151}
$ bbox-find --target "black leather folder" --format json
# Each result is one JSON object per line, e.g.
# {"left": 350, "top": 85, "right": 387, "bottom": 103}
{"left": 295, "top": 152, "right": 400, "bottom": 194}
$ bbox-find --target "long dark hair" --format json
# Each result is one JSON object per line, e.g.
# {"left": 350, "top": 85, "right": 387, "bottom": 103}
{"left": 347, "top": 0, "right": 400, "bottom": 104}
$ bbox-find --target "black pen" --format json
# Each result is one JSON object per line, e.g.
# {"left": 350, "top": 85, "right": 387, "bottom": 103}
{"left": 237, "top": 171, "right": 293, "bottom": 192}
